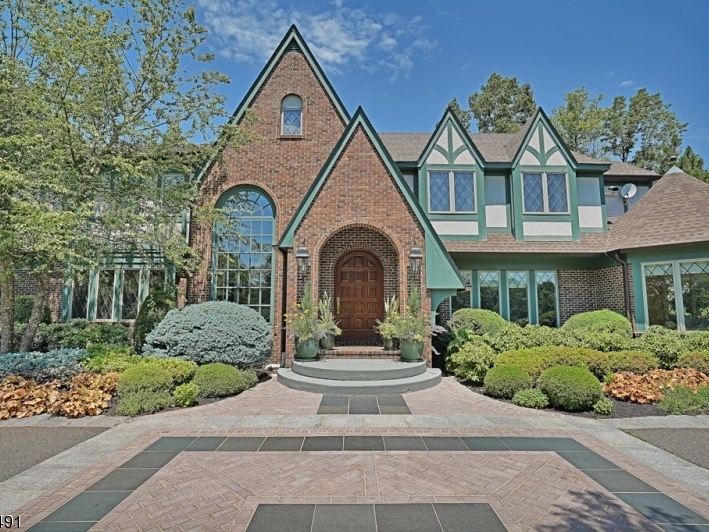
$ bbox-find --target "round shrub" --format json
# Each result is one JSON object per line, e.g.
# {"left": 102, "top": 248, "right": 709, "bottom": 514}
{"left": 608, "top": 350, "right": 658, "bottom": 374}
{"left": 140, "top": 357, "right": 197, "bottom": 385}
{"left": 483, "top": 366, "right": 532, "bottom": 399}
{"left": 143, "top": 302, "right": 272, "bottom": 368}
{"left": 448, "top": 309, "right": 508, "bottom": 336}
{"left": 495, "top": 346, "right": 609, "bottom": 381}
{"left": 562, "top": 309, "right": 633, "bottom": 337}
{"left": 117, "top": 365, "right": 173, "bottom": 396}
{"left": 677, "top": 351, "right": 709, "bottom": 375}
{"left": 446, "top": 336, "right": 497, "bottom": 383}
{"left": 512, "top": 388, "right": 549, "bottom": 409}
{"left": 538, "top": 366, "right": 603, "bottom": 411}
{"left": 192, "top": 363, "right": 256, "bottom": 398}
{"left": 173, "top": 383, "right": 200, "bottom": 407}
{"left": 638, "top": 326, "right": 688, "bottom": 369}
{"left": 133, "top": 290, "right": 176, "bottom": 354}
{"left": 593, "top": 397, "right": 614, "bottom": 415}
{"left": 117, "top": 390, "right": 172, "bottom": 416}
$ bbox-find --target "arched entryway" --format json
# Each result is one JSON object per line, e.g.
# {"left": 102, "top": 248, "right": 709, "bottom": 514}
{"left": 335, "top": 250, "right": 383, "bottom": 344}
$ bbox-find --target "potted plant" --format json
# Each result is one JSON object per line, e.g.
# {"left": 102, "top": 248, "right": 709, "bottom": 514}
{"left": 375, "top": 294, "right": 399, "bottom": 350}
{"left": 318, "top": 291, "right": 341, "bottom": 350}
{"left": 392, "top": 287, "right": 444, "bottom": 361}
{"left": 285, "top": 285, "right": 326, "bottom": 360}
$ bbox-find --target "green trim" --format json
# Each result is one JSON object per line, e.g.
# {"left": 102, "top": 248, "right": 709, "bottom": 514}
{"left": 510, "top": 109, "right": 578, "bottom": 170}
{"left": 195, "top": 25, "right": 350, "bottom": 184}
{"left": 432, "top": 289, "right": 457, "bottom": 321}
{"left": 417, "top": 107, "right": 486, "bottom": 168}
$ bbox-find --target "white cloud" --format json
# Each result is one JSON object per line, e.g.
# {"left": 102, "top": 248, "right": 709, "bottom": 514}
{"left": 619, "top": 80, "right": 634, "bottom": 88}
{"left": 196, "top": 0, "right": 435, "bottom": 80}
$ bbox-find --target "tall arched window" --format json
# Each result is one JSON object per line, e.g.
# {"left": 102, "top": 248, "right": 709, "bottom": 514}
{"left": 213, "top": 188, "right": 275, "bottom": 322}
{"left": 281, "top": 94, "right": 303, "bottom": 135}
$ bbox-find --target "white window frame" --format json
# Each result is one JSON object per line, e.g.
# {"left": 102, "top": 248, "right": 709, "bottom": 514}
{"left": 427, "top": 170, "right": 476, "bottom": 213}
{"left": 521, "top": 172, "right": 570, "bottom": 214}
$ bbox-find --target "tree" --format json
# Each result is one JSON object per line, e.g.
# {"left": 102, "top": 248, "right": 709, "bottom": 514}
{"left": 678, "top": 146, "right": 709, "bottom": 182}
{"left": 0, "top": 0, "right": 237, "bottom": 353}
{"left": 446, "top": 98, "right": 471, "bottom": 130}
{"left": 551, "top": 88, "right": 608, "bottom": 159}
{"left": 603, "top": 88, "right": 687, "bottom": 173}
{"left": 467, "top": 73, "right": 537, "bottom": 133}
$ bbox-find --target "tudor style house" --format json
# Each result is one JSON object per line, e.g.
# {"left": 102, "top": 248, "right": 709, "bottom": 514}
{"left": 48, "top": 25, "right": 709, "bottom": 364}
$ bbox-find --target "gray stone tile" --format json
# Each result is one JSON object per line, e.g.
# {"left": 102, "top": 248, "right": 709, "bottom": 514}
{"left": 42, "top": 491, "right": 130, "bottom": 523}
{"left": 556, "top": 451, "right": 621, "bottom": 470}
{"left": 28, "top": 521, "right": 95, "bottom": 531}
{"left": 246, "top": 504, "right": 315, "bottom": 532}
{"left": 348, "top": 405, "right": 380, "bottom": 415}
{"left": 302, "top": 436, "right": 343, "bottom": 451}
{"left": 349, "top": 396, "right": 378, "bottom": 408}
{"left": 379, "top": 405, "right": 411, "bottom": 415}
{"left": 218, "top": 437, "right": 265, "bottom": 451}
{"left": 119, "top": 451, "right": 179, "bottom": 469}
{"left": 433, "top": 503, "right": 506, "bottom": 532}
{"left": 320, "top": 395, "right": 349, "bottom": 407}
{"left": 143, "top": 437, "right": 195, "bottom": 452}
{"left": 185, "top": 437, "right": 227, "bottom": 451}
{"left": 344, "top": 436, "right": 384, "bottom": 451}
{"left": 583, "top": 469, "right": 659, "bottom": 493}
{"left": 499, "top": 437, "right": 550, "bottom": 451}
{"left": 461, "top": 437, "right": 510, "bottom": 451}
{"left": 317, "top": 405, "right": 348, "bottom": 415}
{"left": 422, "top": 437, "right": 468, "bottom": 451}
{"left": 539, "top": 437, "right": 588, "bottom": 452}
{"left": 259, "top": 437, "right": 304, "bottom": 452}
{"left": 383, "top": 436, "right": 427, "bottom": 451}
{"left": 376, "top": 394, "right": 407, "bottom": 406}
{"left": 375, "top": 503, "right": 442, "bottom": 532}
{"left": 616, "top": 493, "right": 709, "bottom": 525}
{"left": 312, "top": 504, "right": 376, "bottom": 532}
{"left": 87, "top": 468, "right": 158, "bottom": 491}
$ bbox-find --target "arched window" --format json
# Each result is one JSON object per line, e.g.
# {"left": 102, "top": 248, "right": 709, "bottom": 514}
{"left": 213, "top": 188, "right": 275, "bottom": 322}
{"left": 281, "top": 94, "right": 302, "bottom": 135}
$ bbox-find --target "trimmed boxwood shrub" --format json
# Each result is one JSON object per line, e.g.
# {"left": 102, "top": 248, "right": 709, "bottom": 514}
{"left": 638, "top": 326, "right": 688, "bottom": 369}
{"left": 173, "top": 383, "right": 200, "bottom": 407}
{"left": 140, "top": 357, "right": 197, "bottom": 385}
{"left": 561, "top": 309, "right": 633, "bottom": 337}
{"left": 608, "top": 350, "right": 658, "bottom": 374}
{"left": 677, "top": 351, "right": 709, "bottom": 375}
{"left": 37, "top": 320, "right": 129, "bottom": 350}
{"left": 512, "top": 388, "right": 549, "bottom": 409}
{"left": 495, "top": 346, "right": 610, "bottom": 381}
{"left": 482, "top": 324, "right": 563, "bottom": 353}
{"left": 0, "top": 348, "right": 86, "bottom": 382}
{"left": 117, "top": 390, "right": 172, "bottom": 416}
{"left": 446, "top": 336, "right": 497, "bottom": 383}
{"left": 133, "top": 290, "right": 176, "bottom": 354}
{"left": 483, "top": 366, "right": 532, "bottom": 399}
{"left": 143, "top": 302, "right": 272, "bottom": 368}
{"left": 117, "top": 364, "right": 173, "bottom": 396}
{"left": 448, "top": 309, "right": 508, "bottom": 335}
{"left": 14, "top": 295, "right": 52, "bottom": 325}
{"left": 538, "top": 366, "right": 603, "bottom": 411}
{"left": 192, "top": 363, "right": 257, "bottom": 398}
{"left": 562, "top": 330, "right": 636, "bottom": 353}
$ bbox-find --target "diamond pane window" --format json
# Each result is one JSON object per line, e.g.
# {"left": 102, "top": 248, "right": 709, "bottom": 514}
{"left": 507, "top": 271, "right": 529, "bottom": 324}
{"left": 451, "top": 270, "right": 472, "bottom": 313}
{"left": 454, "top": 172, "right": 475, "bottom": 212}
{"left": 281, "top": 94, "right": 302, "bottom": 135}
{"left": 680, "top": 260, "right": 709, "bottom": 330}
{"left": 644, "top": 263, "right": 677, "bottom": 329}
{"left": 429, "top": 172, "right": 450, "bottom": 211}
{"left": 71, "top": 277, "right": 89, "bottom": 319}
{"left": 479, "top": 271, "right": 500, "bottom": 313}
{"left": 96, "top": 270, "right": 115, "bottom": 320}
{"left": 214, "top": 188, "right": 275, "bottom": 322}
{"left": 523, "top": 173, "right": 544, "bottom": 212}
{"left": 547, "top": 174, "right": 568, "bottom": 212}
{"left": 536, "top": 271, "right": 557, "bottom": 327}
{"left": 121, "top": 270, "right": 140, "bottom": 320}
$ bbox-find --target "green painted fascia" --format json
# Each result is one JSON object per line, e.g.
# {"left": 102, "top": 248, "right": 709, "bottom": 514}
{"left": 626, "top": 246, "right": 709, "bottom": 263}
{"left": 278, "top": 106, "right": 463, "bottom": 290}
{"left": 568, "top": 167, "right": 580, "bottom": 239}
{"left": 510, "top": 108, "right": 577, "bottom": 170}
{"left": 417, "top": 107, "right": 486, "bottom": 168}
{"left": 577, "top": 163, "right": 611, "bottom": 173}
{"left": 194, "top": 25, "right": 350, "bottom": 185}
{"left": 511, "top": 167, "right": 524, "bottom": 240}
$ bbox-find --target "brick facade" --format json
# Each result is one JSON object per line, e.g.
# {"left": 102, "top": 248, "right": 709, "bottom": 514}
{"left": 558, "top": 265, "right": 632, "bottom": 325}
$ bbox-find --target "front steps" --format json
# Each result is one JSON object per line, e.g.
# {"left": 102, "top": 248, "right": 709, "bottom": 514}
{"left": 277, "top": 358, "right": 441, "bottom": 395}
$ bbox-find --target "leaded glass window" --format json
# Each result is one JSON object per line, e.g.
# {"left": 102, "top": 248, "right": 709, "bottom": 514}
{"left": 454, "top": 172, "right": 475, "bottom": 211}
{"left": 523, "top": 173, "right": 544, "bottom": 212}
{"left": 644, "top": 263, "right": 677, "bottom": 329}
{"left": 547, "top": 174, "right": 568, "bottom": 212}
{"left": 71, "top": 277, "right": 89, "bottom": 319}
{"left": 121, "top": 270, "right": 141, "bottom": 320}
{"left": 214, "top": 188, "right": 274, "bottom": 322}
{"left": 680, "top": 261, "right": 709, "bottom": 330}
{"left": 479, "top": 271, "right": 500, "bottom": 313}
{"left": 536, "top": 271, "right": 557, "bottom": 327}
{"left": 428, "top": 171, "right": 475, "bottom": 213}
{"left": 281, "top": 94, "right": 302, "bottom": 135}
{"left": 507, "top": 271, "right": 529, "bottom": 324}
{"left": 451, "top": 270, "right": 472, "bottom": 313}
{"left": 96, "top": 270, "right": 115, "bottom": 320}
{"left": 522, "top": 172, "right": 568, "bottom": 213}
{"left": 429, "top": 172, "right": 450, "bottom": 211}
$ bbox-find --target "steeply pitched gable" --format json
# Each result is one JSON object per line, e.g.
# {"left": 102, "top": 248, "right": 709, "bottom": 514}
{"left": 510, "top": 108, "right": 577, "bottom": 168}
{"left": 418, "top": 107, "right": 486, "bottom": 167}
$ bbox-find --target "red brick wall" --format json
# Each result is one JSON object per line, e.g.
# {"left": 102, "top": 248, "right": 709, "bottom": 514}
{"left": 558, "top": 265, "right": 629, "bottom": 324}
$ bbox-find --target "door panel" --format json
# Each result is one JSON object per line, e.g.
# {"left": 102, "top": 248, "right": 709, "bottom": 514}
{"left": 335, "top": 250, "right": 383, "bottom": 343}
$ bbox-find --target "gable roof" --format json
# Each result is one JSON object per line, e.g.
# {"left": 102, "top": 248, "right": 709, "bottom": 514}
{"left": 608, "top": 167, "right": 709, "bottom": 251}
{"left": 278, "top": 106, "right": 464, "bottom": 290}
{"left": 416, "top": 106, "right": 486, "bottom": 166}
{"left": 194, "top": 25, "right": 350, "bottom": 184}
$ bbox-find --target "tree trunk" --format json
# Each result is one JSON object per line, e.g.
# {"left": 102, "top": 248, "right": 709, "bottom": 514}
{"left": 0, "top": 259, "right": 15, "bottom": 354}
{"left": 20, "top": 271, "right": 50, "bottom": 353}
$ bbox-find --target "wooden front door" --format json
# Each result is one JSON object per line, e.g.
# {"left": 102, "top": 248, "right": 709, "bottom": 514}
{"left": 335, "top": 250, "right": 383, "bottom": 344}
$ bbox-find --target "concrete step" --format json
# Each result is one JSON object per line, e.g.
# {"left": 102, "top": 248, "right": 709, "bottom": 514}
{"left": 277, "top": 367, "right": 441, "bottom": 395}
{"left": 292, "top": 359, "right": 427, "bottom": 381}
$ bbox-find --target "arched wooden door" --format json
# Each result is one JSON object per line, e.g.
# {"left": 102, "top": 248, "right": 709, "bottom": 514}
{"left": 335, "top": 250, "right": 383, "bottom": 344}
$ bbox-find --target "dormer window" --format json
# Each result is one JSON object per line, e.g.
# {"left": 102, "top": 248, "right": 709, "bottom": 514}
{"left": 281, "top": 94, "right": 302, "bottom": 135}
{"left": 428, "top": 171, "right": 475, "bottom": 213}
{"left": 522, "top": 172, "right": 568, "bottom": 213}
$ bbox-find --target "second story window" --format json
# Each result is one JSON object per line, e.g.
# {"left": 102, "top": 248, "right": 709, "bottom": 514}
{"left": 428, "top": 171, "right": 475, "bottom": 213}
{"left": 523, "top": 172, "right": 568, "bottom": 213}
{"left": 281, "top": 94, "right": 302, "bottom": 135}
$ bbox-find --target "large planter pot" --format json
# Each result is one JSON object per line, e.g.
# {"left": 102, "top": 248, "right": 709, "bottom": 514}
{"left": 382, "top": 336, "right": 394, "bottom": 350}
{"left": 295, "top": 337, "right": 319, "bottom": 360}
{"left": 399, "top": 339, "right": 423, "bottom": 362}
{"left": 320, "top": 332, "right": 335, "bottom": 350}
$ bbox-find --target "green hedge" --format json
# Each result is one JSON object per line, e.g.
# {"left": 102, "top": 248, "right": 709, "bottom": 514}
{"left": 561, "top": 309, "right": 633, "bottom": 336}
{"left": 538, "top": 366, "right": 603, "bottom": 411}
{"left": 483, "top": 366, "right": 532, "bottom": 399}
{"left": 446, "top": 336, "right": 497, "bottom": 383}
{"left": 638, "top": 326, "right": 688, "bottom": 369}
{"left": 495, "top": 346, "right": 609, "bottom": 381}
{"left": 607, "top": 350, "right": 658, "bottom": 374}
{"left": 117, "top": 365, "right": 173, "bottom": 396}
{"left": 448, "top": 309, "right": 508, "bottom": 335}
{"left": 192, "top": 363, "right": 258, "bottom": 398}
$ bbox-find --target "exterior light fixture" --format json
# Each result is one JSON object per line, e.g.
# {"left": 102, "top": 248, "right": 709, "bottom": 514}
{"left": 295, "top": 239, "right": 309, "bottom": 273}
{"left": 409, "top": 239, "right": 423, "bottom": 274}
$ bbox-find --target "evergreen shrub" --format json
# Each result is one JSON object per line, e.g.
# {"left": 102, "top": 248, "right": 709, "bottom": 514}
{"left": 511, "top": 388, "right": 549, "bottom": 409}
{"left": 608, "top": 350, "right": 658, "bottom": 374}
{"left": 638, "top": 326, "right": 688, "bottom": 369}
{"left": 561, "top": 309, "right": 633, "bottom": 336}
{"left": 143, "top": 302, "right": 272, "bottom": 368}
{"left": 38, "top": 320, "right": 129, "bottom": 350}
{"left": 0, "top": 348, "right": 86, "bottom": 382}
{"left": 495, "top": 346, "right": 610, "bottom": 381}
{"left": 117, "top": 365, "right": 173, "bottom": 396}
{"left": 140, "top": 357, "right": 197, "bottom": 385}
{"left": 483, "top": 366, "right": 532, "bottom": 399}
{"left": 538, "top": 366, "right": 603, "bottom": 411}
{"left": 81, "top": 344, "right": 140, "bottom": 374}
{"left": 173, "top": 383, "right": 200, "bottom": 407}
{"left": 593, "top": 397, "right": 614, "bottom": 415}
{"left": 482, "top": 323, "right": 562, "bottom": 353}
{"left": 117, "top": 390, "right": 172, "bottom": 416}
{"left": 192, "top": 363, "right": 257, "bottom": 398}
{"left": 446, "top": 336, "right": 497, "bottom": 383}
{"left": 133, "top": 290, "right": 176, "bottom": 353}
{"left": 448, "top": 308, "right": 508, "bottom": 335}
{"left": 677, "top": 351, "right": 709, "bottom": 375}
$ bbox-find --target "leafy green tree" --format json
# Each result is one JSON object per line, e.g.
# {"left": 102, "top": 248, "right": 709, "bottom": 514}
{"left": 551, "top": 88, "right": 609, "bottom": 159}
{"left": 468, "top": 73, "right": 537, "bottom": 133}
{"left": 603, "top": 88, "right": 687, "bottom": 173}
{"left": 447, "top": 98, "right": 471, "bottom": 130}
{"left": 678, "top": 146, "right": 709, "bottom": 182}
{"left": 0, "top": 0, "right": 238, "bottom": 353}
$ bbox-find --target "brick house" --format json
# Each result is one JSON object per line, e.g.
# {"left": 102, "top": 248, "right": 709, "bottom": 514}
{"left": 48, "top": 26, "right": 709, "bottom": 363}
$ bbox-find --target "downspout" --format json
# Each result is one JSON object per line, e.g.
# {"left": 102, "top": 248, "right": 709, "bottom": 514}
{"left": 608, "top": 251, "right": 636, "bottom": 333}
{"left": 277, "top": 247, "right": 289, "bottom": 367}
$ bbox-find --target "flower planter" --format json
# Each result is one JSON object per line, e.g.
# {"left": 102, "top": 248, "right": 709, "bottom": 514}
{"left": 399, "top": 339, "right": 423, "bottom": 362}
{"left": 295, "top": 337, "right": 319, "bottom": 360}
{"left": 320, "top": 332, "right": 335, "bottom": 350}
{"left": 382, "top": 336, "right": 394, "bottom": 350}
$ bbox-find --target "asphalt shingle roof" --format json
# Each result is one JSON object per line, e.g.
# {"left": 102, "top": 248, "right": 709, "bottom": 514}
{"left": 444, "top": 232, "right": 610, "bottom": 255}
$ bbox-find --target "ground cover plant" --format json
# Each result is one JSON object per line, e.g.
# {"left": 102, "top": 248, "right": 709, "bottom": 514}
{"left": 604, "top": 369, "right": 709, "bottom": 404}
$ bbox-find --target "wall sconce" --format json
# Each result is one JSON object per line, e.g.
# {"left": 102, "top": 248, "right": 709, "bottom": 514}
{"left": 409, "top": 239, "right": 423, "bottom": 274}
{"left": 295, "top": 239, "right": 309, "bottom": 273}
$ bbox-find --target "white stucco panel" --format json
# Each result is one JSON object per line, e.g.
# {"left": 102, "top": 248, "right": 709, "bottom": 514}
{"left": 435, "top": 132, "right": 447, "bottom": 151}
{"left": 523, "top": 221, "right": 572, "bottom": 236}
{"left": 450, "top": 128, "right": 463, "bottom": 152}
{"left": 432, "top": 220, "right": 479, "bottom": 236}
{"left": 528, "top": 128, "right": 541, "bottom": 151}
{"left": 520, "top": 149, "right": 540, "bottom": 165}
{"left": 542, "top": 126, "right": 557, "bottom": 152}
{"left": 403, "top": 174, "right": 414, "bottom": 192}
{"left": 546, "top": 150, "right": 567, "bottom": 166}
{"left": 454, "top": 150, "right": 475, "bottom": 164}
{"left": 578, "top": 206, "right": 604, "bottom": 228}
{"left": 485, "top": 205, "right": 507, "bottom": 227}
{"left": 427, "top": 149, "right": 447, "bottom": 165}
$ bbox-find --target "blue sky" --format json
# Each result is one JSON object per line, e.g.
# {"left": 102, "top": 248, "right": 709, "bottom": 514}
{"left": 196, "top": 0, "right": 709, "bottom": 164}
